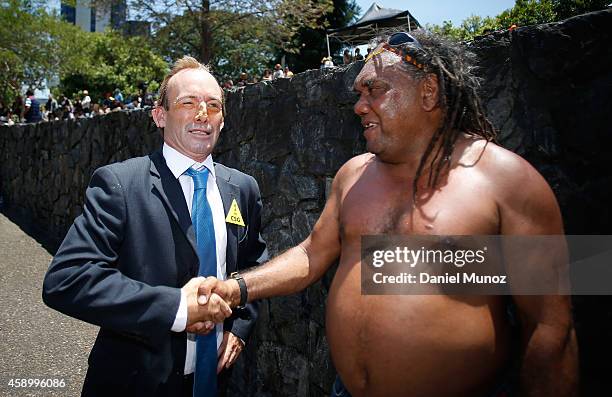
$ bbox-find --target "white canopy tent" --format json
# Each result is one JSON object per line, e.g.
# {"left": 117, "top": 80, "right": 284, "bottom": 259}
{"left": 326, "top": 2, "right": 422, "bottom": 57}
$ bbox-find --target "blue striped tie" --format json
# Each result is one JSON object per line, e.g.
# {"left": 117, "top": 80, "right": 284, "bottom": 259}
{"left": 185, "top": 167, "right": 217, "bottom": 397}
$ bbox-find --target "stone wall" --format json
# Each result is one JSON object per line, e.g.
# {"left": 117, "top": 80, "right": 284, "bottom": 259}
{"left": 1, "top": 8, "right": 611, "bottom": 396}
{"left": 0, "top": 110, "right": 162, "bottom": 244}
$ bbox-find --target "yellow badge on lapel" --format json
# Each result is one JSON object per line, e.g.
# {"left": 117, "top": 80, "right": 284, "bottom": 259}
{"left": 225, "top": 198, "right": 246, "bottom": 226}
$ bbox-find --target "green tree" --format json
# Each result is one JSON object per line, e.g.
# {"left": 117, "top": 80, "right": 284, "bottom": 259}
{"left": 426, "top": 20, "right": 464, "bottom": 41}
{"left": 0, "top": 1, "right": 167, "bottom": 105}
{"left": 427, "top": 0, "right": 609, "bottom": 42}
{"left": 551, "top": 0, "right": 610, "bottom": 19}
{"left": 459, "top": 15, "right": 498, "bottom": 39}
{"left": 124, "top": 0, "right": 333, "bottom": 68}
{"left": 427, "top": 15, "right": 497, "bottom": 42}
{"left": 281, "top": 0, "right": 361, "bottom": 73}
{"left": 58, "top": 31, "right": 167, "bottom": 102}
{"left": 151, "top": 9, "right": 277, "bottom": 79}
{"left": 496, "top": 0, "right": 556, "bottom": 28}
{"left": 0, "top": 0, "right": 86, "bottom": 104}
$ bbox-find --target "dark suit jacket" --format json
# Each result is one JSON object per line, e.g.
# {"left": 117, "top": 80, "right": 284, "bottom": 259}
{"left": 42, "top": 150, "right": 268, "bottom": 396}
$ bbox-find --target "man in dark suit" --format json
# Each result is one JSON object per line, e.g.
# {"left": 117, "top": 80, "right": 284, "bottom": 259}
{"left": 42, "top": 56, "right": 267, "bottom": 396}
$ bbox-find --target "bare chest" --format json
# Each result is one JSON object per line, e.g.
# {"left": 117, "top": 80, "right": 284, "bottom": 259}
{"left": 339, "top": 170, "right": 499, "bottom": 238}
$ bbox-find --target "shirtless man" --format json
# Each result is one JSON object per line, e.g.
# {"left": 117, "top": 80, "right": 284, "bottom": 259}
{"left": 194, "top": 31, "right": 578, "bottom": 396}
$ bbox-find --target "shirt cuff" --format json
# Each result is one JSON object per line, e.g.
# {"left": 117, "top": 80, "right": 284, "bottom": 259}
{"left": 171, "top": 288, "right": 188, "bottom": 332}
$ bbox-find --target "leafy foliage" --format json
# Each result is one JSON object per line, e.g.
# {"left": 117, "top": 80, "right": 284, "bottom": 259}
{"left": 0, "top": 0, "right": 166, "bottom": 105}
{"left": 281, "top": 0, "right": 361, "bottom": 73}
{"left": 151, "top": 9, "right": 278, "bottom": 79}
{"left": 427, "top": 16, "right": 498, "bottom": 42}
{"left": 126, "top": 0, "right": 334, "bottom": 78}
{"left": 496, "top": 0, "right": 557, "bottom": 28}
{"left": 427, "top": 0, "right": 610, "bottom": 41}
{"left": 58, "top": 32, "right": 167, "bottom": 102}
{"left": 0, "top": 0, "right": 85, "bottom": 103}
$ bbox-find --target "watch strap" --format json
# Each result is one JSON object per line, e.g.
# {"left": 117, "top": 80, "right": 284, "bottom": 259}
{"left": 230, "top": 272, "right": 247, "bottom": 309}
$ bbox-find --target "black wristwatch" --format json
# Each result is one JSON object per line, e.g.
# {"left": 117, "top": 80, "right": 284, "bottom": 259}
{"left": 230, "top": 272, "right": 247, "bottom": 309}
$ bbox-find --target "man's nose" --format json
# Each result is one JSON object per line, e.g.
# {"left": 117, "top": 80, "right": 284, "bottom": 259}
{"left": 194, "top": 101, "right": 208, "bottom": 122}
{"left": 354, "top": 95, "right": 369, "bottom": 116}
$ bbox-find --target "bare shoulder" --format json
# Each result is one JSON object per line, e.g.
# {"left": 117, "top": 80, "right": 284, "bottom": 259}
{"left": 332, "top": 153, "right": 374, "bottom": 191}
{"left": 337, "top": 153, "right": 374, "bottom": 175}
{"left": 464, "top": 139, "right": 549, "bottom": 200}
{"left": 459, "top": 136, "right": 563, "bottom": 234}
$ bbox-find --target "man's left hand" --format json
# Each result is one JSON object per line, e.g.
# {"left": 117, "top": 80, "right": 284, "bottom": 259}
{"left": 217, "top": 331, "right": 244, "bottom": 374}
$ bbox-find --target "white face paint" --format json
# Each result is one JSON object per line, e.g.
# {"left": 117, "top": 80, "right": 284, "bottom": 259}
{"left": 154, "top": 68, "right": 225, "bottom": 162}
{"left": 353, "top": 47, "right": 428, "bottom": 163}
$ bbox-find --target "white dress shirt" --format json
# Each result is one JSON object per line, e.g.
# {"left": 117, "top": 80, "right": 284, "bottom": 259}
{"left": 163, "top": 143, "right": 227, "bottom": 375}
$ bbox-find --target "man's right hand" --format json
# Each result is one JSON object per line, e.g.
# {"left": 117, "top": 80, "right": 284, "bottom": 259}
{"left": 182, "top": 277, "right": 232, "bottom": 330}
{"left": 197, "top": 277, "right": 241, "bottom": 309}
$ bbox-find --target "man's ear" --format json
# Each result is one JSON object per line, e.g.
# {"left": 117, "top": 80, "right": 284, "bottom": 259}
{"left": 151, "top": 106, "right": 166, "bottom": 128}
{"left": 421, "top": 74, "right": 439, "bottom": 112}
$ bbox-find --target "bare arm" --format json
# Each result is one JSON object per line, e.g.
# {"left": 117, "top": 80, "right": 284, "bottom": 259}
{"left": 201, "top": 165, "right": 347, "bottom": 307}
{"left": 497, "top": 154, "right": 578, "bottom": 396}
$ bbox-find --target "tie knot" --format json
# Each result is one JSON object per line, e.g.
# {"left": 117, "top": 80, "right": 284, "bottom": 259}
{"left": 185, "top": 167, "right": 209, "bottom": 191}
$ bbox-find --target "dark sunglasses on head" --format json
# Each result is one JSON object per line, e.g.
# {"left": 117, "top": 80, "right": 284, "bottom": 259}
{"left": 388, "top": 31, "right": 423, "bottom": 49}
{"left": 365, "top": 31, "right": 425, "bottom": 70}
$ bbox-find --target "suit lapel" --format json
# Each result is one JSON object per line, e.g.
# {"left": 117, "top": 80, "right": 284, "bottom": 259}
{"left": 149, "top": 151, "right": 198, "bottom": 256}
{"left": 215, "top": 163, "right": 240, "bottom": 275}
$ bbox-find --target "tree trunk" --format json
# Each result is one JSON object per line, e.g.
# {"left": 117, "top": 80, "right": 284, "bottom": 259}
{"left": 200, "top": 0, "right": 212, "bottom": 63}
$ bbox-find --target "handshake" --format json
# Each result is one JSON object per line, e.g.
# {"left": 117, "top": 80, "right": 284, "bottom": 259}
{"left": 181, "top": 276, "right": 240, "bottom": 334}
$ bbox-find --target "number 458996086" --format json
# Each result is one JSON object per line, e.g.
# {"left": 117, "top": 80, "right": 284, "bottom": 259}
{"left": 7, "top": 378, "right": 66, "bottom": 388}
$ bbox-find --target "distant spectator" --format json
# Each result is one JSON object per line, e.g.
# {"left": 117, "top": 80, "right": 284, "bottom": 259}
{"left": 24, "top": 89, "right": 42, "bottom": 123}
{"left": 102, "top": 92, "right": 113, "bottom": 108}
{"left": 12, "top": 95, "right": 24, "bottom": 122}
{"left": 354, "top": 48, "right": 364, "bottom": 61}
{"left": 343, "top": 49, "right": 352, "bottom": 65}
{"left": 81, "top": 90, "right": 91, "bottom": 115}
{"left": 262, "top": 69, "right": 273, "bottom": 81}
{"left": 4, "top": 109, "right": 15, "bottom": 125}
{"left": 272, "top": 63, "right": 284, "bottom": 79}
{"left": 322, "top": 57, "right": 334, "bottom": 68}
{"left": 0, "top": 100, "right": 9, "bottom": 123}
{"left": 223, "top": 79, "right": 234, "bottom": 90}
{"left": 91, "top": 103, "right": 104, "bottom": 115}
{"left": 60, "top": 95, "right": 74, "bottom": 119}
{"left": 46, "top": 94, "right": 59, "bottom": 117}
{"left": 73, "top": 96, "right": 84, "bottom": 118}
{"left": 237, "top": 72, "right": 248, "bottom": 87}
{"left": 109, "top": 97, "right": 123, "bottom": 111}
{"left": 114, "top": 88, "right": 124, "bottom": 104}
{"left": 284, "top": 66, "right": 294, "bottom": 78}
{"left": 366, "top": 47, "right": 372, "bottom": 58}
{"left": 128, "top": 96, "right": 142, "bottom": 110}
{"left": 142, "top": 92, "right": 154, "bottom": 107}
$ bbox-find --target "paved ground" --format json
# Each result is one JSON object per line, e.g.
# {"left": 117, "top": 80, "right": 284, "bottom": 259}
{"left": 0, "top": 213, "right": 97, "bottom": 396}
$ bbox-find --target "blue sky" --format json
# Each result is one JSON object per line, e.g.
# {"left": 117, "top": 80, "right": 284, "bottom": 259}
{"left": 354, "top": 0, "right": 517, "bottom": 26}
{"left": 48, "top": 1, "right": 517, "bottom": 27}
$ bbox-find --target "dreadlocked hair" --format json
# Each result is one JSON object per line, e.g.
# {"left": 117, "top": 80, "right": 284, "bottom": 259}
{"left": 373, "top": 30, "right": 497, "bottom": 203}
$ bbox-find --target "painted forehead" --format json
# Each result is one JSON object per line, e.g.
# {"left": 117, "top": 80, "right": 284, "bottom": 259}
{"left": 368, "top": 43, "right": 405, "bottom": 65}
{"left": 353, "top": 52, "right": 404, "bottom": 88}
{"left": 169, "top": 68, "right": 222, "bottom": 99}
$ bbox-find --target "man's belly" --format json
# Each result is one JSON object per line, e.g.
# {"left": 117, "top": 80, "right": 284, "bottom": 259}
{"left": 326, "top": 259, "right": 513, "bottom": 397}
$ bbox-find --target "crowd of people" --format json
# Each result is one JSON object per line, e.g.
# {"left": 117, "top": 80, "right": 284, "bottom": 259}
{"left": 0, "top": 88, "right": 156, "bottom": 126}
{"left": 222, "top": 64, "right": 294, "bottom": 90}
{"left": 320, "top": 47, "right": 371, "bottom": 69}
{"left": 0, "top": 61, "right": 320, "bottom": 126}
